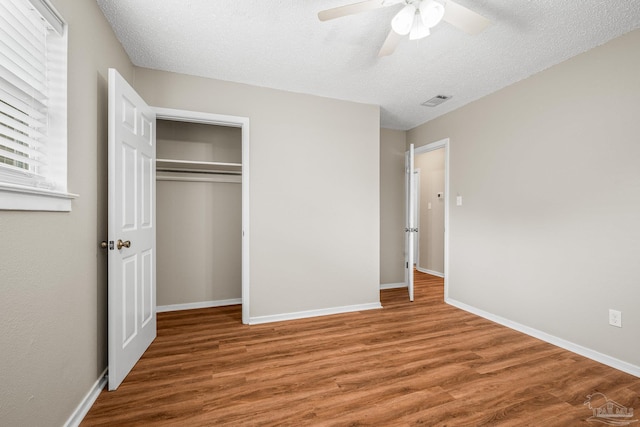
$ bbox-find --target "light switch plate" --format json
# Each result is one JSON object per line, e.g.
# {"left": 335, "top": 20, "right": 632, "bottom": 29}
{"left": 456, "top": 196, "right": 462, "bottom": 206}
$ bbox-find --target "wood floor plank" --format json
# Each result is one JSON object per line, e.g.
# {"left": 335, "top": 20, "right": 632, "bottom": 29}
{"left": 81, "top": 271, "right": 640, "bottom": 426}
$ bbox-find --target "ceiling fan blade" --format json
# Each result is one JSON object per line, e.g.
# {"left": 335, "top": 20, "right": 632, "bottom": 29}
{"left": 318, "top": 0, "right": 386, "bottom": 22}
{"left": 378, "top": 29, "right": 403, "bottom": 57}
{"left": 442, "top": 0, "right": 491, "bottom": 35}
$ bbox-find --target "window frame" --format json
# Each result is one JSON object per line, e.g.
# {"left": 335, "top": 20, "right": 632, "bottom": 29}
{"left": 0, "top": 0, "right": 76, "bottom": 211}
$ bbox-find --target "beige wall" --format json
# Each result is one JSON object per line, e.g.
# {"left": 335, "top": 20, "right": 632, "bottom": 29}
{"left": 380, "top": 128, "right": 407, "bottom": 285}
{"left": 408, "top": 29, "right": 640, "bottom": 368}
{"left": 0, "top": 0, "right": 134, "bottom": 425}
{"left": 156, "top": 121, "right": 242, "bottom": 306}
{"left": 415, "top": 148, "right": 445, "bottom": 274}
{"left": 134, "top": 68, "right": 381, "bottom": 318}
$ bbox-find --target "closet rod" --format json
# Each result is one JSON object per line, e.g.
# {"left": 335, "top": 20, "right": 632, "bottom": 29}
{"left": 156, "top": 173, "right": 241, "bottom": 184}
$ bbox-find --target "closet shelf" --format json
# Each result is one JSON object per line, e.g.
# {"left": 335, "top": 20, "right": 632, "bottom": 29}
{"left": 156, "top": 158, "right": 242, "bottom": 175}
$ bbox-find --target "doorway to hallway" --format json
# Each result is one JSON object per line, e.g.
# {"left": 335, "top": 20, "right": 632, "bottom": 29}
{"left": 404, "top": 138, "right": 450, "bottom": 300}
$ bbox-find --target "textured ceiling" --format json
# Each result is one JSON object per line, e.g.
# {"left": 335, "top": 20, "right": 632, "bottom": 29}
{"left": 96, "top": 0, "right": 640, "bottom": 130}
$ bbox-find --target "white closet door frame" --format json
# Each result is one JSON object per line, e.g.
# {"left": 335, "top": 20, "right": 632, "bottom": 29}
{"left": 154, "top": 107, "right": 251, "bottom": 324}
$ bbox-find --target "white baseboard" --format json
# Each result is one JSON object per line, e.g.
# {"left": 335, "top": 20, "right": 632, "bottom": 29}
{"left": 249, "top": 302, "right": 382, "bottom": 325}
{"left": 63, "top": 368, "right": 107, "bottom": 427}
{"left": 416, "top": 267, "right": 444, "bottom": 278}
{"left": 446, "top": 297, "right": 640, "bottom": 378}
{"left": 380, "top": 282, "right": 407, "bottom": 290}
{"left": 157, "top": 298, "right": 242, "bottom": 313}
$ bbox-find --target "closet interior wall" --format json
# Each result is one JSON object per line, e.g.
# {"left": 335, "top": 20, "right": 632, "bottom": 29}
{"left": 156, "top": 119, "right": 242, "bottom": 308}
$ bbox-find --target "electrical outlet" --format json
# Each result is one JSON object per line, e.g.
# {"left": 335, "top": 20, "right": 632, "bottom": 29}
{"left": 609, "top": 309, "right": 622, "bottom": 328}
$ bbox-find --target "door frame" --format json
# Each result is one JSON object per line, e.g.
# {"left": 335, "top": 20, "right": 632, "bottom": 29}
{"left": 154, "top": 107, "right": 251, "bottom": 324}
{"left": 406, "top": 138, "right": 450, "bottom": 299}
{"left": 413, "top": 168, "right": 421, "bottom": 269}
{"left": 405, "top": 144, "right": 415, "bottom": 301}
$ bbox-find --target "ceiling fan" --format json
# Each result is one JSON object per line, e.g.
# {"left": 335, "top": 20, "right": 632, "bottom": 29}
{"left": 318, "top": 0, "right": 491, "bottom": 57}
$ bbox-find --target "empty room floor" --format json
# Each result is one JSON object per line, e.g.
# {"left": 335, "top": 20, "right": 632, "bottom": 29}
{"left": 82, "top": 271, "right": 640, "bottom": 426}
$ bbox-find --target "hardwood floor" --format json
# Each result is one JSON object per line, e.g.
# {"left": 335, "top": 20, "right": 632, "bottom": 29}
{"left": 82, "top": 272, "right": 640, "bottom": 426}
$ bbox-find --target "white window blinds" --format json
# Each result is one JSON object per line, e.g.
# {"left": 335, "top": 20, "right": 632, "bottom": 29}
{"left": 0, "top": 0, "right": 60, "bottom": 188}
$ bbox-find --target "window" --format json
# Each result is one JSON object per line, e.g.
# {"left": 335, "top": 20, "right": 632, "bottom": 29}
{"left": 0, "top": 0, "right": 73, "bottom": 211}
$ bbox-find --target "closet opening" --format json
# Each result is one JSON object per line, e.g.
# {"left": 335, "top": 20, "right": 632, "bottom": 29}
{"left": 153, "top": 108, "right": 250, "bottom": 324}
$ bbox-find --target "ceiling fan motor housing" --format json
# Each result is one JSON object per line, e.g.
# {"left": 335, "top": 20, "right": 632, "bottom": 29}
{"left": 392, "top": 0, "right": 446, "bottom": 38}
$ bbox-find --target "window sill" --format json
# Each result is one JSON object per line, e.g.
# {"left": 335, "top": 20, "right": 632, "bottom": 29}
{"left": 0, "top": 183, "right": 78, "bottom": 212}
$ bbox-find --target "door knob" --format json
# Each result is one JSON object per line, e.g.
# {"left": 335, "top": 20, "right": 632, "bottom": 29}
{"left": 117, "top": 239, "right": 131, "bottom": 250}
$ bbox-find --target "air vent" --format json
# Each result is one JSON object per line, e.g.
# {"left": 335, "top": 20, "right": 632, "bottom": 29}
{"left": 421, "top": 95, "right": 452, "bottom": 107}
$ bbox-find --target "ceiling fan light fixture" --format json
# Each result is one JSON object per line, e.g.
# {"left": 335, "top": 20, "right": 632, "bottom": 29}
{"left": 409, "top": 13, "right": 430, "bottom": 40}
{"left": 391, "top": 3, "right": 417, "bottom": 35}
{"left": 419, "top": 0, "right": 446, "bottom": 28}
{"left": 317, "top": 0, "right": 491, "bottom": 57}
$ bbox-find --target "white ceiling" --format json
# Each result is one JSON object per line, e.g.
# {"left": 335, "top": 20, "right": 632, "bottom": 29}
{"left": 96, "top": 0, "right": 640, "bottom": 130}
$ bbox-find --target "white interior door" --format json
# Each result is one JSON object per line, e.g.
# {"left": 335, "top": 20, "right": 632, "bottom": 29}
{"left": 107, "top": 68, "right": 156, "bottom": 390}
{"left": 405, "top": 144, "right": 415, "bottom": 301}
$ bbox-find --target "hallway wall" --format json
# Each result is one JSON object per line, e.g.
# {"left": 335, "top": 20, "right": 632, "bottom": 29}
{"left": 415, "top": 148, "right": 445, "bottom": 275}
